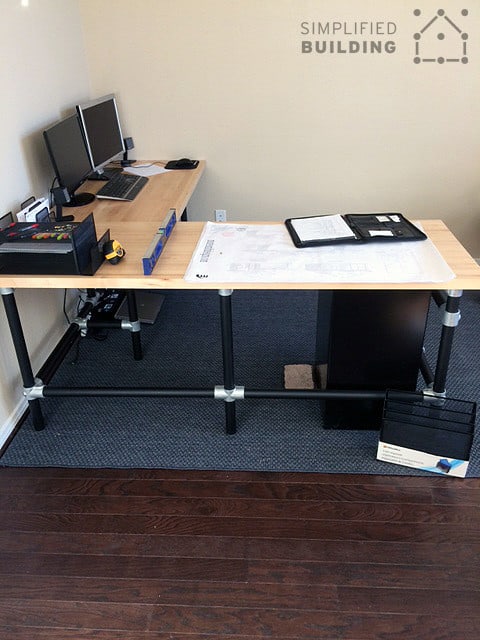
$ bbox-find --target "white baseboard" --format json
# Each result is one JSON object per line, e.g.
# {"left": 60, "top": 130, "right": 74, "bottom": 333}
{"left": 0, "top": 397, "right": 27, "bottom": 452}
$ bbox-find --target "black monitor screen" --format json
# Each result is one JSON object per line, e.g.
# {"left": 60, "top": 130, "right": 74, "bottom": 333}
{"left": 43, "top": 114, "right": 94, "bottom": 206}
{"left": 76, "top": 94, "right": 125, "bottom": 172}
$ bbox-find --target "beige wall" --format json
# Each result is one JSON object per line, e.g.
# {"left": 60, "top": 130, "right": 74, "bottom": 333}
{"left": 79, "top": 0, "right": 480, "bottom": 256}
{"left": 0, "top": 0, "right": 90, "bottom": 443}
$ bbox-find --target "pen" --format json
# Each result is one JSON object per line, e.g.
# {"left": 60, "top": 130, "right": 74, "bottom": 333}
{"left": 6, "top": 223, "right": 39, "bottom": 239}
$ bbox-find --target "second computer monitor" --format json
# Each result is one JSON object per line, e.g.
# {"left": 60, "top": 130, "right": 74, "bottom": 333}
{"left": 76, "top": 94, "right": 125, "bottom": 177}
{"left": 43, "top": 114, "right": 95, "bottom": 206}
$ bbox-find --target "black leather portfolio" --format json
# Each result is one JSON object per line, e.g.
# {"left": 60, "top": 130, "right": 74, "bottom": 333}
{"left": 285, "top": 212, "right": 427, "bottom": 248}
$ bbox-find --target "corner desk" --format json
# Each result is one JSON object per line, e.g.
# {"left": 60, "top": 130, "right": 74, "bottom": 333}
{"left": 1, "top": 161, "right": 480, "bottom": 434}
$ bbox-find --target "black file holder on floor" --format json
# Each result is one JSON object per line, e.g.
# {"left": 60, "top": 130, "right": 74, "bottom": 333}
{"left": 378, "top": 390, "right": 476, "bottom": 476}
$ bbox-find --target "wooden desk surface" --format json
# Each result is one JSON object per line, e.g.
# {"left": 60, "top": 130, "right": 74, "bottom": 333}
{"left": 1, "top": 218, "right": 479, "bottom": 291}
{"left": 0, "top": 162, "right": 479, "bottom": 291}
{"left": 76, "top": 161, "right": 206, "bottom": 226}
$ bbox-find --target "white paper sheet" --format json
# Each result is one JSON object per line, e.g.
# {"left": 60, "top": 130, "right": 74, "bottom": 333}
{"left": 290, "top": 214, "right": 356, "bottom": 242}
{"left": 184, "top": 222, "right": 455, "bottom": 284}
{"left": 124, "top": 164, "right": 170, "bottom": 177}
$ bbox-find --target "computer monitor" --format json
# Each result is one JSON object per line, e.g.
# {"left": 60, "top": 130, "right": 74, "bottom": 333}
{"left": 76, "top": 94, "right": 125, "bottom": 179}
{"left": 43, "top": 114, "right": 95, "bottom": 207}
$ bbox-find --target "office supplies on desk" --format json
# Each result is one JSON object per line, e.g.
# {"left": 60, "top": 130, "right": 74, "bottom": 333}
{"left": 16, "top": 197, "right": 50, "bottom": 223}
{"left": 103, "top": 239, "right": 125, "bottom": 264}
{"left": 125, "top": 164, "right": 170, "bottom": 177}
{"left": 0, "top": 213, "right": 107, "bottom": 275}
{"left": 96, "top": 172, "right": 148, "bottom": 201}
{"left": 142, "top": 209, "right": 176, "bottom": 275}
{"left": 184, "top": 221, "right": 453, "bottom": 284}
{"left": 285, "top": 213, "right": 427, "bottom": 248}
{"left": 34, "top": 207, "right": 50, "bottom": 222}
{"left": 0, "top": 211, "right": 14, "bottom": 230}
{"left": 165, "top": 158, "right": 199, "bottom": 170}
{"left": 378, "top": 390, "right": 476, "bottom": 478}
{"left": 20, "top": 196, "right": 36, "bottom": 210}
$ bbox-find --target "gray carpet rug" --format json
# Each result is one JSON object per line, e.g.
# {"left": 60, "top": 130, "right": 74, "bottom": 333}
{"left": 1, "top": 289, "right": 479, "bottom": 476}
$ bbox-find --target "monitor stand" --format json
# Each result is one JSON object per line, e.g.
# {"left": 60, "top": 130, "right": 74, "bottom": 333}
{"left": 121, "top": 150, "right": 135, "bottom": 167}
{"left": 88, "top": 168, "right": 123, "bottom": 181}
{"left": 88, "top": 170, "right": 110, "bottom": 181}
{"left": 63, "top": 192, "right": 95, "bottom": 207}
{"left": 121, "top": 137, "right": 135, "bottom": 166}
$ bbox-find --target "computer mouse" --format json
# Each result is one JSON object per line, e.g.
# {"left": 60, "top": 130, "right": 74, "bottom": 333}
{"left": 165, "top": 158, "right": 198, "bottom": 170}
{"left": 176, "top": 158, "right": 195, "bottom": 168}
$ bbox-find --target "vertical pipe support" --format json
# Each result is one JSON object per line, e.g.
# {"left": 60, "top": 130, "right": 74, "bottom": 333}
{"left": 431, "top": 289, "right": 462, "bottom": 396}
{"left": 126, "top": 290, "right": 143, "bottom": 360}
{"left": 218, "top": 289, "right": 237, "bottom": 434}
{"left": 1, "top": 287, "right": 45, "bottom": 430}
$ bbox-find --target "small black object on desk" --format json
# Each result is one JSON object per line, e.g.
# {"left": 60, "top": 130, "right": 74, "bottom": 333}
{"left": 165, "top": 158, "right": 199, "bottom": 170}
{"left": 285, "top": 212, "right": 427, "bottom": 248}
{"left": 103, "top": 239, "right": 126, "bottom": 264}
{"left": 51, "top": 187, "right": 74, "bottom": 222}
{"left": 121, "top": 136, "right": 135, "bottom": 167}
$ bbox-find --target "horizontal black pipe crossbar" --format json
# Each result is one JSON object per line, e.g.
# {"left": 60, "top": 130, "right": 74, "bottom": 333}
{"left": 82, "top": 320, "right": 125, "bottom": 329}
{"left": 43, "top": 388, "right": 213, "bottom": 398}
{"left": 42, "top": 387, "right": 389, "bottom": 400}
{"left": 244, "top": 389, "right": 388, "bottom": 400}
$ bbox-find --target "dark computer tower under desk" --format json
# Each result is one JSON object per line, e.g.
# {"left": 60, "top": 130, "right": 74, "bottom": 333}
{"left": 324, "top": 290, "right": 431, "bottom": 429}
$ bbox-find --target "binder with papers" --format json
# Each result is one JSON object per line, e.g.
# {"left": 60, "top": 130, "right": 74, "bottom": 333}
{"left": 285, "top": 213, "right": 427, "bottom": 248}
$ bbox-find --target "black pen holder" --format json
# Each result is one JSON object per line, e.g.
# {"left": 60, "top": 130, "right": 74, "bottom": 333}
{"left": 381, "top": 389, "right": 476, "bottom": 461}
{"left": 0, "top": 213, "right": 108, "bottom": 276}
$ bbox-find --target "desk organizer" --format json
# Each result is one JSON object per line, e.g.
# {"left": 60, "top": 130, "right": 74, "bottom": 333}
{"left": 142, "top": 208, "right": 176, "bottom": 275}
{"left": 377, "top": 390, "right": 476, "bottom": 477}
{"left": 0, "top": 213, "right": 108, "bottom": 275}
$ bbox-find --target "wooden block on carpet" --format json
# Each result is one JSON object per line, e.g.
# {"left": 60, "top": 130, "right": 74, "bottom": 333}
{"left": 284, "top": 364, "right": 328, "bottom": 389}
{"left": 284, "top": 364, "right": 315, "bottom": 389}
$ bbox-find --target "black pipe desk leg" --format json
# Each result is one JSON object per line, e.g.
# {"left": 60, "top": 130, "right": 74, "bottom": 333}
{"left": 219, "top": 289, "right": 237, "bottom": 434}
{"left": 1, "top": 288, "right": 45, "bottom": 430}
{"left": 126, "top": 290, "right": 143, "bottom": 361}
{"left": 432, "top": 289, "right": 462, "bottom": 395}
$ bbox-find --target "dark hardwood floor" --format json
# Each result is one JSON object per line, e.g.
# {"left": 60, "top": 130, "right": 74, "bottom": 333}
{"left": 0, "top": 467, "right": 478, "bottom": 639}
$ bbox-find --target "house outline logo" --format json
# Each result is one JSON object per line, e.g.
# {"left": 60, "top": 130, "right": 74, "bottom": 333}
{"left": 413, "top": 8, "right": 469, "bottom": 64}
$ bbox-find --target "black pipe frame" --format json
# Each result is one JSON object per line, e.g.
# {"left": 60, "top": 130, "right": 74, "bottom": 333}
{"left": 1, "top": 287, "right": 463, "bottom": 436}
{"left": 42, "top": 387, "right": 388, "bottom": 400}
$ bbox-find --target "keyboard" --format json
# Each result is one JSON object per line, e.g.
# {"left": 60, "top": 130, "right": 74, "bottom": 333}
{"left": 96, "top": 173, "right": 148, "bottom": 201}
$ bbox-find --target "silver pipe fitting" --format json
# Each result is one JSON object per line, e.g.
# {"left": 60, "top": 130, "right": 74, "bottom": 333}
{"left": 214, "top": 385, "right": 245, "bottom": 401}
